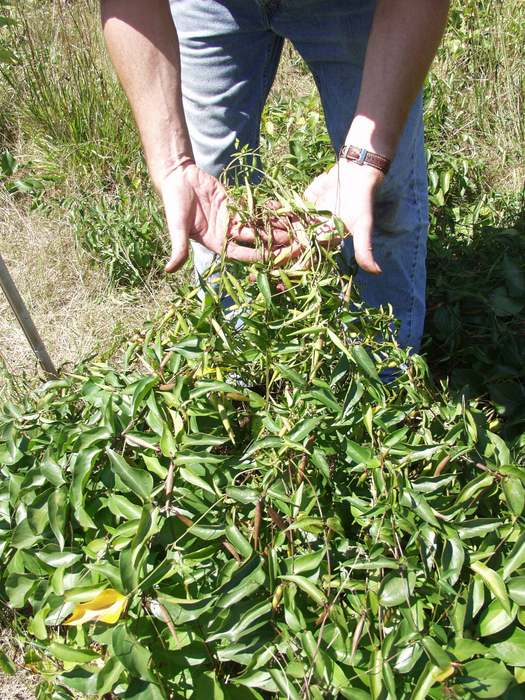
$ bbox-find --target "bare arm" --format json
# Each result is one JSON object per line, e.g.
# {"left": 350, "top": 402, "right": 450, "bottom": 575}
{"left": 100, "top": 0, "right": 193, "bottom": 189}
{"left": 100, "top": 0, "right": 279, "bottom": 272}
{"left": 305, "top": 0, "right": 450, "bottom": 273}
{"left": 348, "top": 0, "right": 450, "bottom": 159}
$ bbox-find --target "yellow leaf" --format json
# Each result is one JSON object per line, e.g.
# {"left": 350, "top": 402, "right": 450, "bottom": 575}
{"left": 63, "top": 589, "right": 128, "bottom": 626}
{"left": 433, "top": 664, "right": 455, "bottom": 683}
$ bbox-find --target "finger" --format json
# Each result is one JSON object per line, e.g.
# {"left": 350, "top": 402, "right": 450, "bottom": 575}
{"left": 271, "top": 241, "right": 305, "bottom": 267}
{"left": 352, "top": 218, "right": 381, "bottom": 275}
{"left": 165, "top": 232, "right": 190, "bottom": 273}
{"left": 262, "top": 199, "right": 282, "bottom": 211}
{"left": 225, "top": 241, "right": 267, "bottom": 264}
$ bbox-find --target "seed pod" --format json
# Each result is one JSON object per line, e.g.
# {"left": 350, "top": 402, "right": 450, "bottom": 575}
{"left": 272, "top": 583, "right": 284, "bottom": 610}
{"left": 165, "top": 461, "right": 174, "bottom": 500}
{"left": 254, "top": 498, "right": 263, "bottom": 551}
{"left": 434, "top": 454, "right": 451, "bottom": 476}
{"left": 156, "top": 601, "right": 182, "bottom": 650}
{"left": 222, "top": 541, "right": 242, "bottom": 563}
{"left": 298, "top": 434, "right": 315, "bottom": 485}
{"left": 176, "top": 512, "right": 194, "bottom": 528}
{"left": 265, "top": 503, "right": 287, "bottom": 531}
{"left": 350, "top": 611, "right": 367, "bottom": 664}
{"left": 160, "top": 350, "right": 174, "bottom": 370}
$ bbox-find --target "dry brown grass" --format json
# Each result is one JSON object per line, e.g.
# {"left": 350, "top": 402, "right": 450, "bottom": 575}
{"left": 0, "top": 192, "right": 180, "bottom": 401}
{"left": 0, "top": 621, "right": 37, "bottom": 700}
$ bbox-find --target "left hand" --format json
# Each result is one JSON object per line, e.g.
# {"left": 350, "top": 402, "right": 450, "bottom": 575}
{"left": 304, "top": 160, "right": 385, "bottom": 275}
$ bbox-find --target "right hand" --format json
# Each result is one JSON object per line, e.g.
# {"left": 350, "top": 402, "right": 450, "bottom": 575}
{"left": 161, "top": 164, "right": 295, "bottom": 273}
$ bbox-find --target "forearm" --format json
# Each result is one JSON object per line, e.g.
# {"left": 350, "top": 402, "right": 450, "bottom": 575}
{"left": 100, "top": 0, "right": 194, "bottom": 190}
{"left": 347, "top": 0, "right": 450, "bottom": 159}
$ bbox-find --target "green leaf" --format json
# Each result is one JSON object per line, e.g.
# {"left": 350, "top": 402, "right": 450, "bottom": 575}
{"left": 130, "top": 504, "right": 159, "bottom": 567}
{"left": 157, "top": 595, "right": 216, "bottom": 625}
{"left": 448, "top": 638, "right": 488, "bottom": 662}
{"left": 112, "top": 623, "right": 153, "bottom": 681}
{"left": 410, "top": 662, "right": 447, "bottom": 700}
{"left": 226, "top": 523, "right": 253, "bottom": 559}
{"left": 503, "top": 254, "right": 525, "bottom": 297}
{"left": 400, "top": 487, "right": 440, "bottom": 527}
{"left": 0, "top": 150, "right": 15, "bottom": 177}
{"left": 10, "top": 518, "right": 40, "bottom": 550}
{"left": 479, "top": 599, "right": 517, "bottom": 637}
{"left": 123, "top": 679, "right": 166, "bottom": 700}
{"left": 106, "top": 448, "right": 153, "bottom": 501}
{"left": 455, "top": 519, "right": 501, "bottom": 539}
{"left": 131, "top": 376, "right": 158, "bottom": 418}
{"left": 507, "top": 576, "right": 525, "bottom": 606}
{"left": 351, "top": 344, "right": 379, "bottom": 379}
{"left": 180, "top": 466, "right": 216, "bottom": 495}
{"left": 379, "top": 571, "right": 417, "bottom": 606}
{"left": 76, "top": 425, "right": 113, "bottom": 451}
{"left": 287, "top": 416, "right": 320, "bottom": 443}
{"left": 420, "top": 636, "right": 452, "bottom": 671}
{"left": 195, "top": 671, "right": 225, "bottom": 700}
{"left": 41, "top": 447, "right": 66, "bottom": 486}
{"left": 442, "top": 537, "right": 464, "bottom": 586}
{"left": 108, "top": 493, "right": 143, "bottom": 520}
{"left": 70, "top": 446, "right": 101, "bottom": 511}
{"left": 490, "top": 286, "right": 524, "bottom": 317}
{"left": 58, "top": 667, "right": 98, "bottom": 696}
{"left": 49, "top": 641, "right": 100, "bottom": 663}
{"left": 86, "top": 561, "right": 125, "bottom": 594}
{"left": 0, "top": 48, "right": 18, "bottom": 64}
{"left": 269, "top": 669, "right": 300, "bottom": 700}
{"left": 503, "top": 476, "right": 525, "bottom": 517}
{"left": 0, "top": 651, "right": 16, "bottom": 675}
{"left": 48, "top": 487, "right": 68, "bottom": 551}
{"left": 491, "top": 626, "right": 525, "bottom": 667}
{"left": 471, "top": 561, "right": 511, "bottom": 615}
{"left": 503, "top": 531, "right": 525, "bottom": 580}
{"left": 97, "top": 656, "right": 125, "bottom": 698}
{"left": 280, "top": 575, "right": 327, "bottom": 607}
{"left": 460, "top": 659, "right": 514, "bottom": 698}
{"left": 35, "top": 545, "right": 83, "bottom": 568}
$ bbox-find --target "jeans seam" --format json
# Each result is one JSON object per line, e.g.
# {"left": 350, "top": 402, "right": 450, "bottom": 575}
{"left": 406, "top": 134, "right": 428, "bottom": 348}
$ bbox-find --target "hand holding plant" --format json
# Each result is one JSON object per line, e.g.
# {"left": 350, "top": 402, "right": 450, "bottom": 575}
{"left": 304, "top": 160, "right": 384, "bottom": 274}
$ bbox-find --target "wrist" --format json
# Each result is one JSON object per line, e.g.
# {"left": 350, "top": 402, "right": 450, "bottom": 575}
{"left": 339, "top": 145, "right": 391, "bottom": 177}
{"left": 345, "top": 115, "right": 396, "bottom": 162}
{"left": 338, "top": 157, "right": 385, "bottom": 184}
{"left": 153, "top": 155, "right": 195, "bottom": 192}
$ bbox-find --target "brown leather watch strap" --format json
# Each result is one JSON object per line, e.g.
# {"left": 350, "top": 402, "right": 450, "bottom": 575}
{"left": 339, "top": 145, "right": 391, "bottom": 176}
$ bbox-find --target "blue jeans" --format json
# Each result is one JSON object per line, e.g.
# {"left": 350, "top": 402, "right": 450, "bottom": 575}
{"left": 170, "top": 0, "right": 429, "bottom": 352}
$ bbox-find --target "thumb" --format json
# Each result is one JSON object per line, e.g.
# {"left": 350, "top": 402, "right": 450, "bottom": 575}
{"left": 351, "top": 211, "right": 381, "bottom": 275}
{"left": 164, "top": 230, "right": 190, "bottom": 273}
{"left": 162, "top": 187, "right": 192, "bottom": 274}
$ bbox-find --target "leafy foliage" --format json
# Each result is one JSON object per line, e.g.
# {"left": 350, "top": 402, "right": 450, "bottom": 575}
{"left": 1, "top": 240, "right": 525, "bottom": 699}
{"left": 66, "top": 165, "right": 169, "bottom": 288}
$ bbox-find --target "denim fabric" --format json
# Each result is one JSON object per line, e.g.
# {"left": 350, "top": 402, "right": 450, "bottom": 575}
{"left": 170, "top": 0, "right": 429, "bottom": 352}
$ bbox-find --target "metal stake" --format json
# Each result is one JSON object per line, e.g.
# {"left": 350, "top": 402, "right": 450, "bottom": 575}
{"left": 0, "top": 252, "right": 58, "bottom": 378}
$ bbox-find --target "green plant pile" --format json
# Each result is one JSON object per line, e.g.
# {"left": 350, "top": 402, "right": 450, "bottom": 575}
{"left": 1, "top": 241, "right": 525, "bottom": 700}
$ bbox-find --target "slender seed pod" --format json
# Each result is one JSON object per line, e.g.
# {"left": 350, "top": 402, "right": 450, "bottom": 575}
{"left": 222, "top": 541, "right": 242, "bottom": 563}
{"left": 350, "top": 611, "right": 367, "bottom": 665}
{"left": 254, "top": 497, "right": 263, "bottom": 551}
{"left": 176, "top": 512, "right": 194, "bottom": 528}
{"left": 157, "top": 601, "right": 182, "bottom": 650}
{"left": 434, "top": 454, "right": 451, "bottom": 476}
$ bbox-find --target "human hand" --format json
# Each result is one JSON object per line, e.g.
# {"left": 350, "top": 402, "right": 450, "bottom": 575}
{"left": 161, "top": 164, "right": 300, "bottom": 273}
{"left": 304, "top": 160, "right": 384, "bottom": 274}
